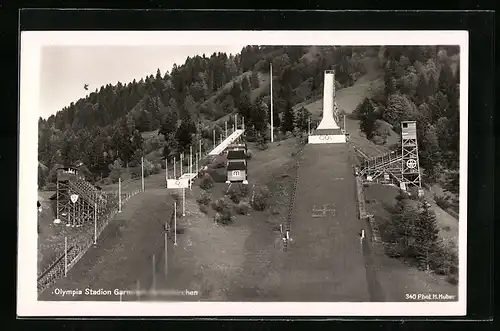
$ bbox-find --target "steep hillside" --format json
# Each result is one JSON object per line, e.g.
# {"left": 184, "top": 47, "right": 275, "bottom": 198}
{"left": 38, "top": 45, "right": 460, "bottom": 205}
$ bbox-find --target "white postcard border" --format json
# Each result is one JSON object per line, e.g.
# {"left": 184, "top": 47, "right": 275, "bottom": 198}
{"left": 18, "top": 30, "right": 468, "bottom": 317}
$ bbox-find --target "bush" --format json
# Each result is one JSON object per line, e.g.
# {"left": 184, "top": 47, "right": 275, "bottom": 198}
{"left": 130, "top": 166, "right": 144, "bottom": 179}
{"left": 199, "top": 204, "right": 209, "bottom": 214}
{"left": 429, "top": 242, "right": 458, "bottom": 277}
{"left": 234, "top": 202, "right": 251, "bottom": 215}
{"left": 170, "top": 193, "right": 181, "bottom": 204}
{"left": 214, "top": 210, "right": 233, "bottom": 225}
{"left": 211, "top": 197, "right": 233, "bottom": 213}
{"left": 196, "top": 192, "right": 212, "bottom": 206}
{"left": 214, "top": 160, "right": 226, "bottom": 169}
{"left": 152, "top": 163, "right": 162, "bottom": 174}
{"left": 200, "top": 173, "right": 214, "bottom": 190}
{"left": 246, "top": 149, "right": 253, "bottom": 160}
{"left": 434, "top": 195, "right": 451, "bottom": 210}
{"left": 251, "top": 185, "right": 270, "bottom": 211}
{"left": 225, "top": 184, "right": 249, "bottom": 203}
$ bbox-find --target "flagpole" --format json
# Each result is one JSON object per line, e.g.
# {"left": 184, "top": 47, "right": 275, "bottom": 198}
{"left": 174, "top": 202, "right": 177, "bottom": 245}
{"left": 164, "top": 232, "right": 168, "bottom": 277}
{"left": 64, "top": 236, "right": 68, "bottom": 276}
{"left": 182, "top": 188, "right": 185, "bottom": 216}
{"left": 118, "top": 178, "right": 122, "bottom": 213}
{"left": 141, "top": 156, "right": 144, "bottom": 192}
{"left": 94, "top": 203, "right": 97, "bottom": 244}
{"left": 270, "top": 62, "right": 274, "bottom": 143}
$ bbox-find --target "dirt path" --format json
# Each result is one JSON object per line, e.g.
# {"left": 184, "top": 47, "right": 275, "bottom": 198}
{"left": 39, "top": 188, "right": 172, "bottom": 301}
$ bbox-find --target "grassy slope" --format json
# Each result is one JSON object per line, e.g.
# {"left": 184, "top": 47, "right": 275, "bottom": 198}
{"left": 39, "top": 135, "right": 303, "bottom": 301}
{"left": 300, "top": 69, "right": 458, "bottom": 296}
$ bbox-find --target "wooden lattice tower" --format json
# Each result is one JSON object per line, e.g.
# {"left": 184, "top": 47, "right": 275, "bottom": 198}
{"left": 400, "top": 121, "right": 422, "bottom": 190}
{"left": 56, "top": 167, "right": 108, "bottom": 226}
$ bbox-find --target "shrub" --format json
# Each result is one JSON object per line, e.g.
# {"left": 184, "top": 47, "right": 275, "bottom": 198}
{"left": 130, "top": 166, "right": 143, "bottom": 179}
{"left": 434, "top": 195, "right": 451, "bottom": 210}
{"left": 214, "top": 210, "right": 233, "bottom": 225}
{"left": 246, "top": 149, "right": 253, "bottom": 160}
{"left": 170, "top": 192, "right": 181, "bottom": 203}
{"left": 199, "top": 204, "right": 209, "bottom": 214}
{"left": 196, "top": 192, "right": 212, "bottom": 206}
{"left": 225, "top": 184, "right": 249, "bottom": 203}
{"left": 214, "top": 160, "right": 226, "bottom": 169}
{"left": 251, "top": 185, "right": 270, "bottom": 211}
{"left": 211, "top": 197, "right": 232, "bottom": 213}
{"left": 234, "top": 202, "right": 251, "bottom": 215}
{"left": 152, "top": 163, "right": 162, "bottom": 175}
{"left": 200, "top": 173, "right": 214, "bottom": 190}
{"left": 429, "top": 242, "right": 458, "bottom": 276}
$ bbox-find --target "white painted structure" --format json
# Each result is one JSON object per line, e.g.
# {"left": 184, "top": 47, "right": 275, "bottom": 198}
{"left": 316, "top": 70, "right": 340, "bottom": 131}
{"left": 308, "top": 134, "right": 346, "bottom": 144}
{"left": 308, "top": 70, "right": 346, "bottom": 145}
{"left": 208, "top": 129, "right": 244, "bottom": 156}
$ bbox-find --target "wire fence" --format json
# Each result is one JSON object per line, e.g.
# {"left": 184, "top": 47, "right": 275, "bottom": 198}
{"left": 37, "top": 189, "right": 142, "bottom": 293}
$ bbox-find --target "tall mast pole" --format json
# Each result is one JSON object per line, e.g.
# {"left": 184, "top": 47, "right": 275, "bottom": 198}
{"left": 270, "top": 62, "right": 274, "bottom": 143}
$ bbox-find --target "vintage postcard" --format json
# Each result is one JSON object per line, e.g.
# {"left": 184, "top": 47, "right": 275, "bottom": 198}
{"left": 18, "top": 30, "right": 468, "bottom": 316}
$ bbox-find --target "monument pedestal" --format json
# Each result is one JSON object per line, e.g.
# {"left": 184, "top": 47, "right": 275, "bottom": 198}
{"left": 308, "top": 129, "right": 346, "bottom": 144}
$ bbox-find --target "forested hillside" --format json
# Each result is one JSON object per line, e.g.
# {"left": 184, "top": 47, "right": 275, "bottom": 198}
{"left": 38, "top": 45, "right": 461, "bottom": 196}
{"left": 353, "top": 46, "right": 460, "bottom": 194}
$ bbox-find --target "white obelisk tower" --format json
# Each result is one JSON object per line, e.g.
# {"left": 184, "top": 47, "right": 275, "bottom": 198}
{"left": 308, "top": 70, "right": 346, "bottom": 144}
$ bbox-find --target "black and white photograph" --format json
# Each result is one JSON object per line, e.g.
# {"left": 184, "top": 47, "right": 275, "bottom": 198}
{"left": 18, "top": 31, "right": 468, "bottom": 316}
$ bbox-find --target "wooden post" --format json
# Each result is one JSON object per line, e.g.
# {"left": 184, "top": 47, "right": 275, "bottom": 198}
{"left": 270, "top": 62, "right": 274, "bottom": 143}
{"left": 118, "top": 178, "right": 122, "bottom": 213}
{"left": 164, "top": 232, "right": 168, "bottom": 277}
{"left": 64, "top": 236, "right": 68, "bottom": 277}
{"left": 225, "top": 121, "right": 228, "bottom": 138}
{"left": 174, "top": 202, "right": 177, "bottom": 245}
{"left": 94, "top": 203, "right": 97, "bottom": 244}
{"left": 152, "top": 254, "right": 156, "bottom": 290}
{"left": 180, "top": 154, "right": 183, "bottom": 176}
{"left": 190, "top": 146, "right": 193, "bottom": 174}
{"left": 213, "top": 130, "right": 216, "bottom": 148}
{"left": 173, "top": 157, "right": 176, "bottom": 178}
{"left": 182, "top": 188, "right": 185, "bottom": 217}
{"left": 141, "top": 156, "right": 144, "bottom": 192}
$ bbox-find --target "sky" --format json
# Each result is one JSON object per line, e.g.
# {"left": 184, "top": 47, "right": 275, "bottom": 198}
{"left": 39, "top": 45, "right": 245, "bottom": 119}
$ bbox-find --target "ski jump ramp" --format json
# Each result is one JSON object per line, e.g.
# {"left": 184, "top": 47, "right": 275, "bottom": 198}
{"left": 280, "top": 144, "right": 375, "bottom": 301}
{"left": 208, "top": 129, "right": 244, "bottom": 156}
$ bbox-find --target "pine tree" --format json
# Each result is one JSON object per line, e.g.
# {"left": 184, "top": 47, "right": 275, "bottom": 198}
{"left": 250, "top": 71, "right": 260, "bottom": 89}
{"left": 415, "top": 202, "right": 440, "bottom": 270}
{"left": 415, "top": 73, "right": 430, "bottom": 105}
{"left": 159, "top": 110, "right": 178, "bottom": 137}
{"left": 241, "top": 75, "right": 251, "bottom": 92}
{"left": 358, "top": 98, "right": 378, "bottom": 140}
{"left": 281, "top": 101, "right": 295, "bottom": 133}
{"left": 384, "top": 192, "right": 420, "bottom": 259}
{"left": 438, "top": 63, "right": 454, "bottom": 95}
{"left": 419, "top": 124, "right": 441, "bottom": 184}
{"left": 175, "top": 113, "right": 197, "bottom": 151}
